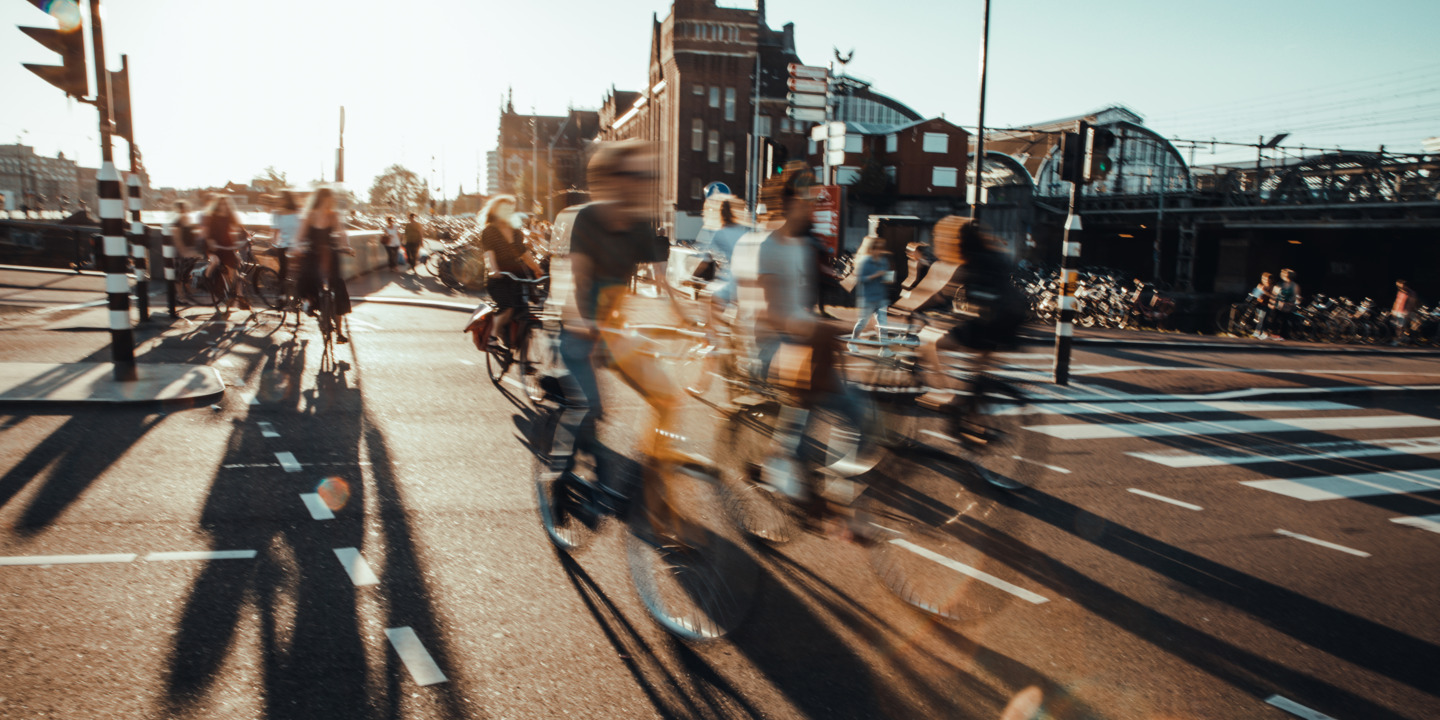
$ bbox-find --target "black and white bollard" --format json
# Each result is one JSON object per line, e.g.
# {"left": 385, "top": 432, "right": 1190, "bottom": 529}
{"left": 99, "top": 161, "right": 137, "bottom": 380}
{"left": 127, "top": 173, "right": 149, "bottom": 322}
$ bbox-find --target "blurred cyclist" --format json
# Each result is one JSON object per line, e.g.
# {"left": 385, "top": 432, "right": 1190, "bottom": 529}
{"left": 546, "top": 141, "right": 695, "bottom": 546}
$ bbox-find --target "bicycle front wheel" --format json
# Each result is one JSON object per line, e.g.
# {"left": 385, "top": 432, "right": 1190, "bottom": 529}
{"left": 523, "top": 321, "right": 555, "bottom": 406}
{"left": 251, "top": 266, "right": 284, "bottom": 310}
{"left": 964, "top": 380, "right": 1053, "bottom": 490}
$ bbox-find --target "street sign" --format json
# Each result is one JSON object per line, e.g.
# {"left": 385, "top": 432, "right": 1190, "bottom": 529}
{"left": 703, "top": 181, "right": 731, "bottom": 198}
{"left": 828, "top": 121, "right": 846, "bottom": 137}
{"left": 787, "top": 78, "right": 827, "bottom": 94}
{"left": 810, "top": 125, "right": 828, "bottom": 142}
{"left": 787, "top": 63, "right": 828, "bottom": 81}
{"left": 825, "top": 136, "right": 846, "bottom": 151}
{"left": 787, "top": 92, "right": 826, "bottom": 108}
{"left": 827, "top": 149, "right": 847, "bottom": 166}
{"left": 788, "top": 107, "right": 825, "bottom": 122}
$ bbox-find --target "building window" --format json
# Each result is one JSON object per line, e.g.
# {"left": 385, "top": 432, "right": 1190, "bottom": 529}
{"left": 723, "top": 141, "right": 735, "bottom": 173}
{"left": 923, "top": 133, "right": 949, "bottom": 153}
{"left": 808, "top": 138, "right": 817, "bottom": 154}
{"left": 757, "top": 115, "right": 772, "bottom": 138}
{"left": 932, "top": 167, "right": 958, "bottom": 187}
{"left": 886, "top": 134, "right": 898, "bottom": 153}
{"left": 708, "top": 130, "right": 719, "bottom": 162}
{"left": 709, "top": 87, "right": 720, "bottom": 109}
{"left": 693, "top": 84, "right": 703, "bottom": 95}
{"left": 780, "top": 118, "right": 791, "bottom": 133}
{"left": 724, "top": 88, "right": 736, "bottom": 121}
{"left": 691, "top": 177, "right": 703, "bottom": 199}
{"left": 692, "top": 118, "right": 704, "bottom": 151}
{"left": 845, "top": 135, "right": 863, "bottom": 153}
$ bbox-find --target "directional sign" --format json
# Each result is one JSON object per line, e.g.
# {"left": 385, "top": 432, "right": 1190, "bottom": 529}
{"left": 787, "top": 78, "right": 827, "bottom": 94}
{"left": 788, "top": 107, "right": 826, "bottom": 122}
{"left": 787, "top": 92, "right": 826, "bottom": 109}
{"left": 825, "top": 136, "right": 846, "bottom": 151}
{"left": 827, "top": 149, "right": 847, "bottom": 166}
{"left": 810, "top": 185, "right": 842, "bottom": 252}
{"left": 787, "top": 64, "right": 828, "bottom": 81}
{"left": 810, "top": 125, "right": 828, "bottom": 142}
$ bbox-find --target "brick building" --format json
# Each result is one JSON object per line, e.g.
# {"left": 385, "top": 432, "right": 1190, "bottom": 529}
{"left": 494, "top": 92, "right": 599, "bottom": 217}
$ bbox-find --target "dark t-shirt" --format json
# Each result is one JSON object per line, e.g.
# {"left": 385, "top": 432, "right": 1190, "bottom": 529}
{"left": 480, "top": 224, "right": 527, "bottom": 275}
{"left": 570, "top": 203, "right": 665, "bottom": 319}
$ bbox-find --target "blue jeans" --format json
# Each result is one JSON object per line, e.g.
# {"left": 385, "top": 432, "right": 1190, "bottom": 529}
{"left": 550, "top": 329, "right": 610, "bottom": 483}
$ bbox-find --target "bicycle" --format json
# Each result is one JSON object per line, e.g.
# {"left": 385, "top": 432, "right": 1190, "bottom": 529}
{"left": 315, "top": 278, "right": 347, "bottom": 367}
{"left": 531, "top": 322, "right": 757, "bottom": 641}
{"left": 464, "top": 272, "right": 553, "bottom": 405}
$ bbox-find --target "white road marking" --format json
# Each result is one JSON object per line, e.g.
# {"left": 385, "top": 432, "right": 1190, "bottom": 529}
{"left": 385, "top": 627, "right": 448, "bottom": 686}
{"left": 0, "top": 553, "right": 137, "bottom": 566}
{"left": 221, "top": 461, "right": 372, "bottom": 470}
{"left": 1014, "top": 456, "right": 1071, "bottom": 474}
{"left": 333, "top": 547, "right": 380, "bottom": 586}
{"left": 1127, "top": 488, "right": 1203, "bottom": 511}
{"left": 300, "top": 493, "right": 336, "bottom": 520}
{"left": 1031, "top": 414, "right": 1440, "bottom": 441}
{"left": 1275, "top": 529, "right": 1370, "bottom": 558}
{"left": 247, "top": 395, "right": 260, "bottom": 405}
{"left": 459, "top": 359, "right": 475, "bottom": 366}
{"left": 275, "top": 452, "right": 302, "bottom": 473}
{"left": 920, "top": 429, "right": 960, "bottom": 444}
{"left": 1266, "top": 694, "right": 1338, "bottom": 719}
{"left": 1242, "top": 468, "right": 1440, "bottom": 501}
{"left": 144, "top": 550, "right": 257, "bottom": 562}
{"left": 1390, "top": 514, "right": 1440, "bottom": 534}
{"left": 502, "top": 376, "right": 525, "bottom": 392}
{"left": 257, "top": 421, "right": 279, "bottom": 438}
{"left": 889, "top": 538, "right": 1049, "bottom": 604}
{"left": 1129, "top": 436, "right": 1440, "bottom": 468}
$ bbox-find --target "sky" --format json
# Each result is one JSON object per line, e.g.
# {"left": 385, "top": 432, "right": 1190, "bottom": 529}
{"left": 2, "top": 0, "right": 1437, "bottom": 194}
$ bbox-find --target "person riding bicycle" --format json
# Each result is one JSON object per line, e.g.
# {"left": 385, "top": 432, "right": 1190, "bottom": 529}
{"left": 545, "top": 140, "right": 696, "bottom": 546}
{"left": 732, "top": 163, "right": 871, "bottom": 504}
{"left": 201, "top": 194, "right": 249, "bottom": 309}
{"left": 917, "top": 217, "right": 1027, "bottom": 416}
{"left": 478, "top": 194, "right": 542, "bottom": 351}
{"left": 294, "top": 187, "right": 354, "bottom": 343}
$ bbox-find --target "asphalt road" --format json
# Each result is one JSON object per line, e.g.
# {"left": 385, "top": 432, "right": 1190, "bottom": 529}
{"left": 1, "top": 290, "right": 1438, "bottom": 720}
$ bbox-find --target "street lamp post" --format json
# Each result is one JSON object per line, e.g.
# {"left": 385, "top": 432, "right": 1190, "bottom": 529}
{"left": 971, "top": 0, "right": 991, "bottom": 224}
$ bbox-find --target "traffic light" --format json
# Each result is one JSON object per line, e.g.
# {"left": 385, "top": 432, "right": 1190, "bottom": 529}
{"left": 1056, "top": 131, "right": 1084, "bottom": 185}
{"left": 110, "top": 56, "right": 133, "bottom": 141}
{"left": 1085, "top": 127, "right": 1117, "bottom": 183}
{"left": 762, "top": 140, "right": 789, "bottom": 179}
{"left": 18, "top": 0, "right": 88, "bottom": 99}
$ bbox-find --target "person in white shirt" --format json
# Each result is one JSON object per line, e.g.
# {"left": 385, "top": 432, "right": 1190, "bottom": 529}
{"left": 269, "top": 190, "right": 301, "bottom": 287}
{"left": 382, "top": 215, "right": 402, "bottom": 271}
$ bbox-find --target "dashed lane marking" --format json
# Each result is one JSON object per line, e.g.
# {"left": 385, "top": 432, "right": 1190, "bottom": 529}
{"left": 1266, "top": 694, "right": 1338, "bottom": 720}
{"left": 1275, "top": 529, "right": 1371, "bottom": 558}
{"left": 385, "top": 627, "right": 448, "bottom": 686}
{"left": 459, "top": 359, "right": 475, "bottom": 366}
{"left": 0, "top": 553, "right": 137, "bottom": 566}
{"left": 1031, "top": 414, "right": 1440, "bottom": 441}
{"left": 1390, "top": 514, "right": 1440, "bottom": 534}
{"left": 1008, "top": 400, "right": 1356, "bottom": 417}
{"left": 1127, "top": 488, "right": 1203, "bottom": 511}
{"left": 889, "top": 538, "right": 1049, "bottom": 604}
{"left": 222, "top": 461, "right": 372, "bottom": 470}
{"left": 502, "top": 376, "right": 525, "bottom": 392}
{"left": 144, "top": 550, "right": 257, "bottom": 562}
{"left": 1242, "top": 468, "right": 1440, "bottom": 501}
{"left": 275, "top": 452, "right": 302, "bottom": 473}
{"left": 1130, "top": 436, "right": 1440, "bottom": 469}
{"left": 257, "top": 421, "right": 279, "bottom": 438}
{"left": 333, "top": 547, "right": 380, "bottom": 586}
{"left": 300, "top": 493, "right": 336, "bottom": 520}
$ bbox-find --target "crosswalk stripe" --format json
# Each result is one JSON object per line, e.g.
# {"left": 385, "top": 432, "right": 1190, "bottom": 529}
{"left": 1242, "top": 468, "right": 1440, "bottom": 501}
{"left": 1130, "top": 436, "right": 1440, "bottom": 468}
{"left": 1030, "top": 414, "right": 1440, "bottom": 441}
{"left": 1391, "top": 514, "right": 1440, "bottom": 534}
{"left": 999, "top": 400, "right": 1355, "bottom": 417}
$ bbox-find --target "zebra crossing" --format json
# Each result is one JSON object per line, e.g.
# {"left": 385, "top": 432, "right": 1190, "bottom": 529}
{"left": 1022, "top": 389, "right": 1440, "bottom": 535}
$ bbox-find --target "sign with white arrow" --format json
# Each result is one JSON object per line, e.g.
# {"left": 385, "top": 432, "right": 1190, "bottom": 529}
{"left": 787, "top": 92, "right": 826, "bottom": 108}
{"left": 787, "top": 78, "right": 827, "bottom": 94}
{"left": 788, "top": 63, "right": 828, "bottom": 81}
{"left": 788, "top": 107, "right": 826, "bottom": 122}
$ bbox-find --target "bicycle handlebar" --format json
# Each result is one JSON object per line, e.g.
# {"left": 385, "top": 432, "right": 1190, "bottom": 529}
{"left": 498, "top": 271, "right": 548, "bottom": 283}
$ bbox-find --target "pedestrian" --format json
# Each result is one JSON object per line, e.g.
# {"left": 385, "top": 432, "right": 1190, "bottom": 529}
{"left": 1250, "top": 271, "right": 1275, "bottom": 339}
{"left": 849, "top": 235, "right": 893, "bottom": 351}
{"left": 402, "top": 212, "right": 424, "bottom": 273}
{"left": 270, "top": 191, "right": 300, "bottom": 288}
{"left": 1270, "top": 268, "right": 1301, "bottom": 339}
{"left": 294, "top": 187, "right": 353, "bottom": 342}
{"left": 202, "top": 194, "right": 249, "bottom": 309}
{"left": 382, "top": 215, "right": 402, "bottom": 272}
{"left": 1392, "top": 279, "right": 1419, "bottom": 345}
{"left": 478, "top": 194, "right": 541, "bottom": 350}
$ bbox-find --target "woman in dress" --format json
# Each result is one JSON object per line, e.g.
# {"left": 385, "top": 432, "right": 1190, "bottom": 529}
{"left": 294, "top": 188, "right": 353, "bottom": 343}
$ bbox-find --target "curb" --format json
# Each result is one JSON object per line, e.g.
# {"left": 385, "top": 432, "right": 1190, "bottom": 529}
{"left": 1014, "top": 333, "right": 1440, "bottom": 357}
{"left": 0, "top": 364, "right": 227, "bottom": 410}
{"left": 1021, "top": 383, "right": 1440, "bottom": 405}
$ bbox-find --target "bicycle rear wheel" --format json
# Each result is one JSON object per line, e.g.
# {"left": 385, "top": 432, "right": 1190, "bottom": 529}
{"left": 718, "top": 400, "right": 809, "bottom": 544}
{"left": 485, "top": 336, "right": 512, "bottom": 386}
{"left": 964, "top": 379, "right": 1053, "bottom": 490}
{"left": 532, "top": 408, "right": 605, "bottom": 552}
{"left": 251, "top": 266, "right": 284, "bottom": 310}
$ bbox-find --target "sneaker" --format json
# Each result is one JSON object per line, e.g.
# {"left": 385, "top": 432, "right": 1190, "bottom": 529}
{"left": 337, "top": 334, "right": 349, "bottom": 344}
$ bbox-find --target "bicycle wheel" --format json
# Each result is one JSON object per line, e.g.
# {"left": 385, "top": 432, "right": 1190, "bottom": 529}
{"left": 318, "top": 290, "right": 336, "bottom": 357}
{"left": 251, "top": 266, "right": 284, "bottom": 310}
{"left": 718, "top": 400, "right": 809, "bottom": 544}
{"left": 963, "top": 379, "right": 1053, "bottom": 490}
{"left": 523, "top": 320, "right": 555, "bottom": 406}
{"left": 485, "top": 334, "right": 512, "bottom": 386}
{"left": 211, "top": 273, "right": 232, "bottom": 314}
{"left": 532, "top": 408, "right": 604, "bottom": 552}
{"left": 625, "top": 461, "right": 758, "bottom": 641}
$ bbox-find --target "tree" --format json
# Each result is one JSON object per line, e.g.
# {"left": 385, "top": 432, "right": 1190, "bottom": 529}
{"left": 368, "top": 164, "right": 427, "bottom": 212}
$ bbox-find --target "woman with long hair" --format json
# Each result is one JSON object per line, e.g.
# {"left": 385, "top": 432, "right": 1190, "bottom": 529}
{"left": 203, "top": 194, "right": 248, "bottom": 308}
{"left": 478, "top": 194, "right": 541, "bottom": 349}
{"left": 294, "top": 187, "right": 354, "bottom": 342}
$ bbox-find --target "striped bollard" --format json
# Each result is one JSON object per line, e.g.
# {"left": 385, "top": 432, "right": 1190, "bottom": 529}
{"left": 127, "top": 174, "right": 149, "bottom": 322}
{"left": 99, "top": 162, "right": 137, "bottom": 380}
{"left": 1053, "top": 213, "right": 1081, "bottom": 385}
{"left": 163, "top": 236, "right": 177, "bottom": 316}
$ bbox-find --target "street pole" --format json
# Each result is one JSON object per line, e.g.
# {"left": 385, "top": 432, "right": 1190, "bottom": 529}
{"left": 90, "top": 0, "right": 136, "bottom": 381}
{"left": 531, "top": 109, "right": 539, "bottom": 216}
{"left": 1053, "top": 120, "right": 1088, "bottom": 386}
{"left": 972, "top": 0, "right": 991, "bottom": 224}
{"left": 749, "top": 51, "right": 761, "bottom": 216}
{"left": 127, "top": 161, "right": 147, "bottom": 322}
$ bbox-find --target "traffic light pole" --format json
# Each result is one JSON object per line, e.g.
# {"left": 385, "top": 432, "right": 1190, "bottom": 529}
{"left": 1053, "top": 120, "right": 1087, "bottom": 386}
{"left": 89, "top": 0, "right": 136, "bottom": 381}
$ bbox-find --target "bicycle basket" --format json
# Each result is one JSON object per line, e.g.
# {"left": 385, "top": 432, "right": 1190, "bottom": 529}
{"left": 464, "top": 302, "right": 497, "bottom": 350}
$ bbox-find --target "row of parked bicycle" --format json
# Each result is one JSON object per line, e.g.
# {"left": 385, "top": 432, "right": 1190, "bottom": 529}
{"left": 1216, "top": 294, "right": 1440, "bottom": 346}
{"left": 1015, "top": 266, "right": 1178, "bottom": 330}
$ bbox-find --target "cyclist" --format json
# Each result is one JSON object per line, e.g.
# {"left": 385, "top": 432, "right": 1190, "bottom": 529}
{"left": 732, "top": 163, "right": 870, "bottom": 503}
{"left": 479, "top": 194, "right": 542, "bottom": 351}
{"left": 170, "top": 200, "right": 201, "bottom": 281}
{"left": 294, "top": 187, "right": 354, "bottom": 344}
{"left": 917, "top": 217, "right": 1027, "bottom": 417}
{"left": 201, "top": 194, "right": 249, "bottom": 309}
{"left": 545, "top": 140, "right": 695, "bottom": 546}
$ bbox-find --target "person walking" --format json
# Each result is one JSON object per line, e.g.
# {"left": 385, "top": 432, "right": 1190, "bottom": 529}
{"left": 1392, "top": 279, "right": 1419, "bottom": 345}
{"left": 382, "top": 215, "right": 402, "bottom": 272}
{"left": 1270, "top": 268, "right": 1301, "bottom": 339}
{"left": 1250, "top": 271, "right": 1275, "bottom": 339}
{"left": 849, "top": 236, "right": 893, "bottom": 351}
{"left": 402, "top": 212, "right": 424, "bottom": 273}
{"left": 270, "top": 191, "right": 300, "bottom": 288}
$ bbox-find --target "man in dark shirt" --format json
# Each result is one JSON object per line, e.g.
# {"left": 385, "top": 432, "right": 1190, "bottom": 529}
{"left": 402, "top": 213, "right": 424, "bottom": 273}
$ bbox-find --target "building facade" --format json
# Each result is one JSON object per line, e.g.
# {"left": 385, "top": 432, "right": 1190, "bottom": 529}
{"left": 494, "top": 94, "right": 599, "bottom": 217}
{"left": 0, "top": 145, "right": 81, "bottom": 213}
